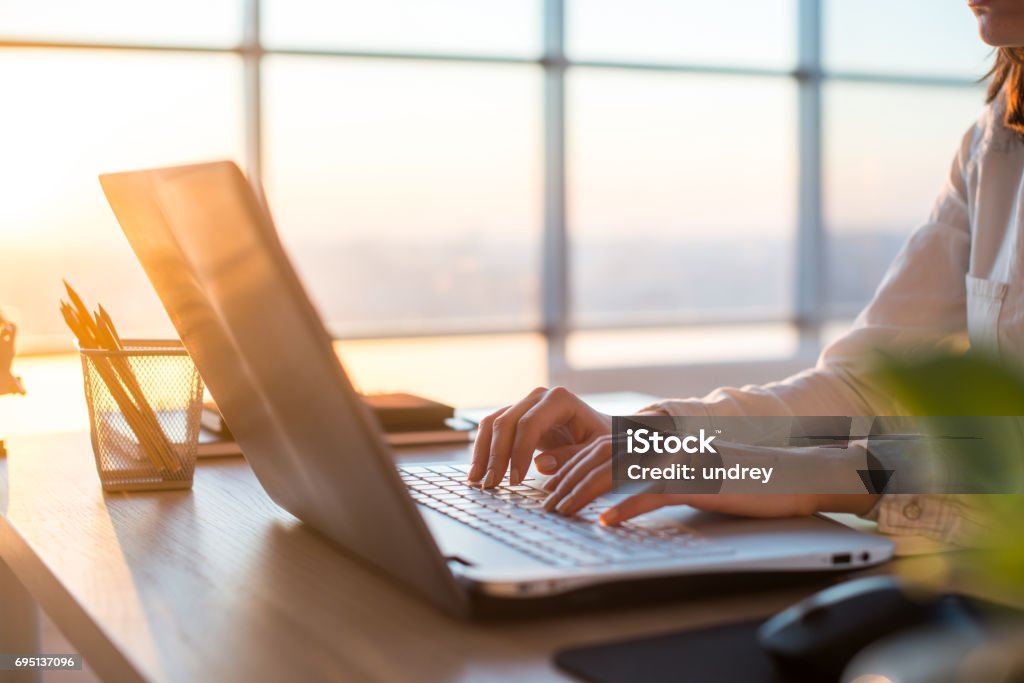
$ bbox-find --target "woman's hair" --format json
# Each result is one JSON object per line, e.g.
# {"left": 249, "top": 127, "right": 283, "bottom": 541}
{"left": 988, "top": 47, "right": 1024, "bottom": 134}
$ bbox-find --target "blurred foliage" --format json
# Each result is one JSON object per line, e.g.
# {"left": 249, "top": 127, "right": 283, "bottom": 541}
{"left": 877, "top": 351, "right": 1024, "bottom": 415}
{"left": 876, "top": 351, "right": 1024, "bottom": 601}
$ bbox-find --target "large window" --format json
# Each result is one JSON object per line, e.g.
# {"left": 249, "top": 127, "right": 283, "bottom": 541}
{"left": 821, "top": 0, "right": 989, "bottom": 318}
{"left": 0, "top": 0, "right": 988, "bottom": 390}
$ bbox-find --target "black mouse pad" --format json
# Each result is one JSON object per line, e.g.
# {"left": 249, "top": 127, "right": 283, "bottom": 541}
{"left": 555, "top": 618, "right": 824, "bottom": 683}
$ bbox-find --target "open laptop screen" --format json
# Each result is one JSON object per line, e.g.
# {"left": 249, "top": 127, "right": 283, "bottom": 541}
{"left": 100, "top": 161, "right": 466, "bottom": 614}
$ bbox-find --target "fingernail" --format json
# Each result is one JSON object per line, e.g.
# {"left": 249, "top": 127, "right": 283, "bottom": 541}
{"left": 556, "top": 496, "right": 574, "bottom": 515}
{"left": 466, "top": 468, "right": 481, "bottom": 483}
{"left": 510, "top": 467, "right": 521, "bottom": 485}
{"left": 543, "top": 493, "right": 560, "bottom": 512}
{"left": 534, "top": 454, "right": 556, "bottom": 472}
{"left": 600, "top": 508, "right": 620, "bottom": 526}
{"left": 481, "top": 470, "right": 496, "bottom": 490}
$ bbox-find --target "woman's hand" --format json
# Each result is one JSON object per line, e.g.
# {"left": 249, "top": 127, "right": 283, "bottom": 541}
{"left": 601, "top": 493, "right": 879, "bottom": 525}
{"left": 599, "top": 493, "right": 819, "bottom": 525}
{"left": 468, "top": 386, "right": 879, "bottom": 524}
{"left": 541, "top": 433, "right": 881, "bottom": 523}
{"left": 535, "top": 436, "right": 828, "bottom": 521}
{"left": 467, "top": 386, "right": 612, "bottom": 487}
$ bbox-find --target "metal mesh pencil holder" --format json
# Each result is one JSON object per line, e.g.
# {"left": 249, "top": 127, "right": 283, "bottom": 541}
{"left": 80, "top": 340, "right": 204, "bottom": 492}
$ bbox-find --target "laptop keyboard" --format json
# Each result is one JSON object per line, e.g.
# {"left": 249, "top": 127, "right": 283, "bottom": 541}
{"left": 400, "top": 464, "right": 732, "bottom": 567}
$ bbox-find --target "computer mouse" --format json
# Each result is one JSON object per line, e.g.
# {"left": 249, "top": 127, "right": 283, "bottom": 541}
{"left": 757, "top": 576, "right": 941, "bottom": 679}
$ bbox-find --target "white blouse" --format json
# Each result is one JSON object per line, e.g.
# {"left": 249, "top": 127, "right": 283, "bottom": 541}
{"left": 650, "top": 97, "right": 1021, "bottom": 546}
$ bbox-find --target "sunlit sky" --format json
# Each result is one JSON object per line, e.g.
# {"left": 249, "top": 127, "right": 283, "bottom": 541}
{"left": 0, "top": 0, "right": 994, "bottom": 354}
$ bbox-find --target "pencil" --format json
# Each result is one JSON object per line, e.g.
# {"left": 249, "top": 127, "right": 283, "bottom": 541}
{"left": 65, "top": 283, "right": 183, "bottom": 468}
{"left": 61, "top": 303, "right": 166, "bottom": 470}
{"left": 93, "top": 310, "right": 184, "bottom": 472}
{"left": 60, "top": 297, "right": 181, "bottom": 472}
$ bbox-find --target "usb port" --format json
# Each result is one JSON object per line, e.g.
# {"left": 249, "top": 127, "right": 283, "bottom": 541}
{"left": 831, "top": 553, "right": 852, "bottom": 565}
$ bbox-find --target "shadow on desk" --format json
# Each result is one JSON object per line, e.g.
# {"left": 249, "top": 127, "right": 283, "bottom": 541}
{"left": 99, "top": 482, "right": 484, "bottom": 681}
{"left": 231, "top": 522, "right": 507, "bottom": 681}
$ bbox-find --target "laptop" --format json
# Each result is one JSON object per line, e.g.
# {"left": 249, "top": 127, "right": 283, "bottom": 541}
{"left": 99, "top": 161, "right": 893, "bottom": 617}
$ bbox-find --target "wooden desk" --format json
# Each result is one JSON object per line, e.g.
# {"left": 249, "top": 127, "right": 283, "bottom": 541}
{"left": 0, "top": 430, "right": 909, "bottom": 683}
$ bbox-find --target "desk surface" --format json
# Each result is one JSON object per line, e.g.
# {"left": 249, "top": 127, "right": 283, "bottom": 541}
{"left": 0, "top": 430, "right": 928, "bottom": 683}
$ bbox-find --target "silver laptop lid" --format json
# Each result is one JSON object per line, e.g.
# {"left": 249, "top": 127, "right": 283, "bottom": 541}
{"left": 100, "top": 161, "right": 467, "bottom": 615}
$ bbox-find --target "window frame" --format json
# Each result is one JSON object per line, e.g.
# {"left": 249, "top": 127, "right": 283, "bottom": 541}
{"left": 0, "top": 0, "right": 982, "bottom": 381}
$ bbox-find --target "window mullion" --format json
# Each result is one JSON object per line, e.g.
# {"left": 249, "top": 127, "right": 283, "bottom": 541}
{"left": 242, "top": 0, "right": 264, "bottom": 204}
{"left": 795, "top": 0, "right": 824, "bottom": 354}
{"left": 543, "top": 0, "right": 569, "bottom": 382}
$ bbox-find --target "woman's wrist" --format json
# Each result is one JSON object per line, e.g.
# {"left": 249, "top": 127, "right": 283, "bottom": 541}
{"left": 634, "top": 407, "right": 670, "bottom": 417}
{"left": 816, "top": 494, "right": 881, "bottom": 516}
